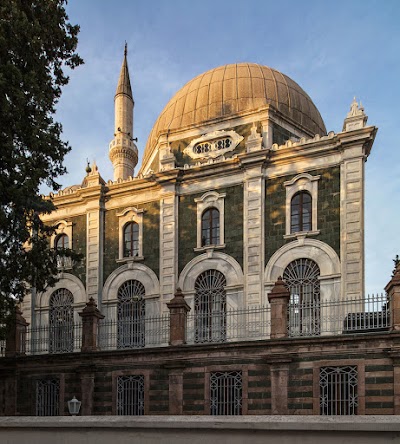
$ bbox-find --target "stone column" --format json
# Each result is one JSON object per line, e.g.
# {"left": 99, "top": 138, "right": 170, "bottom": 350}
{"left": 79, "top": 298, "right": 104, "bottom": 352}
{"left": 167, "top": 288, "right": 190, "bottom": 346}
{"left": 385, "top": 260, "right": 400, "bottom": 331}
{"left": 5, "top": 307, "right": 28, "bottom": 357}
{"left": 78, "top": 366, "right": 96, "bottom": 416}
{"left": 267, "top": 277, "right": 290, "bottom": 339}
{"left": 165, "top": 363, "right": 186, "bottom": 415}
{"left": 268, "top": 358, "right": 291, "bottom": 415}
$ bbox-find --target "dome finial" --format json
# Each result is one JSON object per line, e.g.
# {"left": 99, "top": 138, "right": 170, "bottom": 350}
{"left": 85, "top": 158, "right": 92, "bottom": 174}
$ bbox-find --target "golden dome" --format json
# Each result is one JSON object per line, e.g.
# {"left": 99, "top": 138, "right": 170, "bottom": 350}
{"left": 143, "top": 63, "right": 326, "bottom": 167}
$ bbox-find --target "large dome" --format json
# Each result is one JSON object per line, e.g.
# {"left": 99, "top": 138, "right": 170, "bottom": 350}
{"left": 143, "top": 63, "right": 326, "bottom": 167}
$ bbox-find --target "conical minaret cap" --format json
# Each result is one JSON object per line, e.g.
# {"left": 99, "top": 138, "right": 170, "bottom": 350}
{"left": 115, "top": 43, "right": 133, "bottom": 100}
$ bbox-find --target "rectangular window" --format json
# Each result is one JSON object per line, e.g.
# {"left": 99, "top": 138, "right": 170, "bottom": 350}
{"left": 36, "top": 379, "right": 60, "bottom": 416}
{"left": 210, "top": 371, "right": 242, "bottom": 415}
{"left": 320, "top": 366, "right": 358, "bottom": 415}
{"left": 117, "top": 375, "right": 145, "bottom": 415}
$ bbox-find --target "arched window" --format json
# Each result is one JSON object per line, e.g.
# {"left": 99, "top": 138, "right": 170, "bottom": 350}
{"left": 55, "top": 234, "right": 71, "bottom": 268}
{"left": 49, "top": 289, "right": 74, "bottom": 353}
{"left": 123, "top": 222, "right": 139, "bottom": 257}
{"left": 194, "top": 270, "right": 226, "bottom": 343}
{"left": 283, "top": 258, "right": 320, "bottom": 336}
{"left": 117, "top": 280, "right": 145, "bottom": 348}
{"left": 291, "top": 191, "right": 312, "bottom": 233}
{"left": 55, "top": 233, "right": 69, "bottom": 250}
{"left": 201, "top": 208, "right": 220, "bottom": 247}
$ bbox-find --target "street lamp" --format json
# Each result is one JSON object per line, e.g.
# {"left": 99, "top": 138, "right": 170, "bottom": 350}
{"left": 67, "top": 396, "right": 81, "bottom": 416}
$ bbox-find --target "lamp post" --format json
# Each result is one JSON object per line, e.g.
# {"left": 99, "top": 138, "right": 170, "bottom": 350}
{"left": 67, "top": 396, "right": 81, "bottom": 416}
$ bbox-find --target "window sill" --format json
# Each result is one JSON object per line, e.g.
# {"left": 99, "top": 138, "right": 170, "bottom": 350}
{"left": 283, "top": 230, "right": 320, "bottom": 240}
{"left": 194, "top": 244, "right": 226, "bottom": 253}
{"left": 116, "top": 256, "right": 144, "bottom": 264}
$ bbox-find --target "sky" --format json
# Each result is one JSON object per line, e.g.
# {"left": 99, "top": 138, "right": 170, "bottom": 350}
{"left": 53, "top": 0, "right": 400, "bottom": 295}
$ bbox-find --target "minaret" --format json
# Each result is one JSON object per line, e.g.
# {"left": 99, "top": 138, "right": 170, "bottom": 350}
{"left": 109, "top": 44, "right": 138, "bottom": 180}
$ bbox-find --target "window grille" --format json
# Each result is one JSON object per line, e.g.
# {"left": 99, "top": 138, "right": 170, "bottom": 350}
{"left": 194, "top": 270, "right": 226, "bottom": 343}
{"left": 117, "top": 375, "right": 145, "bottom": 415}
{"left": 49, "top": 289, "right": 74, "bottom": 353}
{"left": 291, "top": 191, "right": 312, "bottom": 233}
{"left": 210, "top": 371, "right": 242, "bottom": 415}
{"left": 123, "top": 222, "right": 139, "bottom": 257}
{"left": 117, "top": 280, "right": 146, "bottom": 348}
{"left": 36, "top": 379, "right": 60, "bottom": 416}
{"left": 284, "top": 258, "right": 320, "bottom": 336}
{"left": 201, "top": 207, "right": 220, "bottom": 246}
{"left": 193, "top": 137, "right": 232, "bottom": 155}
{"left": 320, "top": 366, "right": 358, "bottom": 415}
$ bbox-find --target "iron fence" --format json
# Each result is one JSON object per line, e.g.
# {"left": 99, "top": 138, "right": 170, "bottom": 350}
{"left": 288, "top": 293, "right": 390, "bottom": 337}
{"left": 24, "top": 322, "right": 82, "bottom": 355}
{"left": 98, "top": 313, "right": 170, "bottom": 350}
{"left": 186, "top": 305, "right": 271, "bottom": 344}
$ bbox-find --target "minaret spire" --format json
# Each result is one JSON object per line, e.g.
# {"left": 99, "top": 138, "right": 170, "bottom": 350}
{"left": 109, "top": 44, "right": 138, "bottom": 181}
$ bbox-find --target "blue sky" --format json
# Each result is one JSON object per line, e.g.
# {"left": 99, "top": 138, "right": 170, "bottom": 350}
{"left": 54, "top": 0, "right": 400, "bottom": 294}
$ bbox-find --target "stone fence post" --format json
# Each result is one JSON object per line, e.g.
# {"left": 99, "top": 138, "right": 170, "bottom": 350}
{"left": 268, "top": 277, "right": 290, "bottom": 339}
{"left": 5, "top": 306, "right": 28, "bottom": 357}
{"left": 385, "top": 260, "right": 400, "bottom": 331}
{"left": 79, "top": 298, "right": 105, "bottom": 352}
{"left": 167, "top": 288, "right": 190, "bottom": 346}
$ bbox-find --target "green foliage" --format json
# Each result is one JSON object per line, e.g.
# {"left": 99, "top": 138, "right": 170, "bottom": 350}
{"left": 0, "top": 0, "right": 83, "bottom": 327}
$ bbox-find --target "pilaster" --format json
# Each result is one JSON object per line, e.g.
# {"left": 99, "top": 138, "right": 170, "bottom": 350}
{"left": 339, "top": 144, "right": 365, "bottom": 300}
{"left": 243, "top": 165, "right": 265, "bottom": 305}
{"left": 159, "top": 183, "right": 178, "bottom": 306}
{"left": 85, "top": 195, "right": 105, "bottom": 305}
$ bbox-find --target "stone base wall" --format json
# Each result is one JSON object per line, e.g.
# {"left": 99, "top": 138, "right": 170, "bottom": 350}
{"left": 0, "top": 333, "right": 399, "bottom": 417}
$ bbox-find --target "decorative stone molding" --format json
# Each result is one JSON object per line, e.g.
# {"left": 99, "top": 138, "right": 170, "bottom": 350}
{"left": 116, "top": 207, "right": 144, "bottom": 260}
{"left": 246, "top": 123, "right": 263, "bottom": 153}
{"left": 194, "top": 191, "right": 226, "bottom": 250}
{"left": 102, "top": 263, "right": 160, "bottom": 304}
{"left": 178, "top": 252, "right": 244, "bottom": 310}
{"left": 342, "top": 97, "right": 368, "bottom": 132}
{"left": 264, "top": 238, "right": 341, "bottom": 303}
{"left": 283, "top": 173, "right": 320, "bottom": 237}
{"left": 184, "top": 130, "right": 243, "bottom": 160}
{"left": 37, "top": 273, "right": 87, "bottom": 311}
{"left": 51, "top": 219, "right": 73, "bottom": 250}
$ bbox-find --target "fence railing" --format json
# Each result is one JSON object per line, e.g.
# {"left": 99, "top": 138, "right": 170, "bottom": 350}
{"left": 98, "top": 314, "right": 170, "bottom": 350}
{"left": 0, "top": 293, "right": 393, "bottom": 356}
{"left": 288, "top": 293, "right": 390, "bottom": 337}
{"left": 24, "top": 322, "right": 82, "bottom": 355}
{"left": 186, "top": 305, "right": 271, "bottom": 344}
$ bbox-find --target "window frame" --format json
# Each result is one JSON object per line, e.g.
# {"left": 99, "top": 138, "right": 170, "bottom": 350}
{"left": 35, "top": 377, "right": 62, "bottom": 416}
{"left": 284, "top": 173, "right": 320, "bottom": 238}
{"left": 312, "top": 360, "right": 365, "bottom": 415}
{"left": 123, "top": 221, "right": 140, "bottom": 258}
{"left": 117, "top": 207, "right": 144, "bottom": 261}
{"left": 290, "top": 191, "right": 312, "bottom": 233}
{"left": 194, "top": 191, "right": 226, "bottom": 251}
{"left": 210, "top": 370, "right": 243, "bottom": 415}
{"left": 51, "top": 220, "right": 73, "bottom": 269}
{"left": 201, "top": 207, "right": 220, "bottom": 247}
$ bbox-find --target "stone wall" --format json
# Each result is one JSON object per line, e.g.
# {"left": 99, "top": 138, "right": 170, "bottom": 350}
{"left": 265, "top": 166, "right": 341, "bottom": 264}
{"left": 178, "top": 184, "right": 244, "bottom": 274}
{"left": 71, "top": 214, "right": 87, "bottom": 285}
{"left": 2, "top": 332, "right": 400, "bottom": 417}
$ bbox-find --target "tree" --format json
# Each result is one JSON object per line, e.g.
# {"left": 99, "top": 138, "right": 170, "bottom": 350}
{"left": 0, "top": 0, "right": 83, "bottom": 329}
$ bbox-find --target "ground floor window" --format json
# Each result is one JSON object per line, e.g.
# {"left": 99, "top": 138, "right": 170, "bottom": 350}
{"left": 320, "top": 366, "right": 358, "bottom": 415}
{"left": 117, "top": 375, "right": 145, "bottom": 415}
{"left": 36, "top": 379, "right": 60, "bottom": 416}
{"left": 210, "top": 371, "right": 242, "bottom": 415}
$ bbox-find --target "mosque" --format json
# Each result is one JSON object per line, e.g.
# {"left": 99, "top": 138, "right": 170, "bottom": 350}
{"left": 2, "top": 47, "right": 400, "bottom": 417}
